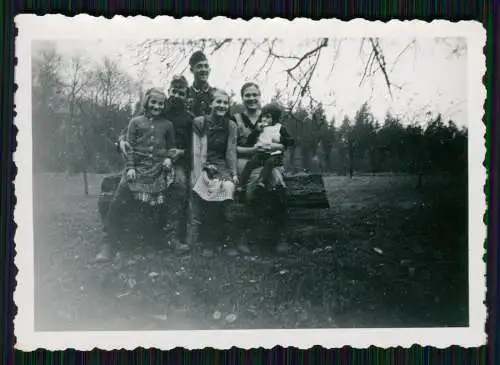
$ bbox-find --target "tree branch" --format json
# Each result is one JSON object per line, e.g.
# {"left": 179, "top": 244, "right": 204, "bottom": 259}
{"left": 286, "top": 38, "right": 329, "bottom": 74}
{"left": 390, "top": 39, "right": 416, "bottom": 73}
{"left": 369, "top": 38, "right": 393, "bottom": 99}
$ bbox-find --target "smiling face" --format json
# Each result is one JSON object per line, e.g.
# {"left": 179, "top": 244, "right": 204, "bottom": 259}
{"left": 210, "top": 92, "right": 229, "bottom": 117}
{"left": 147, "top": 93, "right": 166, "bottom": 117}
{"left": 241, "top": 84, "right": 261, "bottom": 111}
{"left": 190, "top": 60, "right": 211, "bottom": 84}
{"left": 168, "top": 86, "right": 187, "bottom": 108}
{"left": 168, "top": 86, "right": 187, "bottom": 101}
{"left": 260, "top": 113, "right": 273, "bottom": 126}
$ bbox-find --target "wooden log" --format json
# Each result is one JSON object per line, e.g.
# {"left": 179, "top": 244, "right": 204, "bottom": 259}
{"left": 283, "top": 173, "right": 330, "bottom": 209}
{"left": 98, "top": 171, "right": 329, "bottom": 250}
{"left": 98, "top": 172, "right": 329, "bottom": 219}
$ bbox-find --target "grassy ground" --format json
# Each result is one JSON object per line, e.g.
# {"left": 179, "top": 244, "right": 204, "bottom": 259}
{"left": 33, "top": 172, "right": 468, "bottom": 330}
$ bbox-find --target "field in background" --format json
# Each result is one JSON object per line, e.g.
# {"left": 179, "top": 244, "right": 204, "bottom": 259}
{"left": 33, "top": 172, "right": 468, "bottom": 330}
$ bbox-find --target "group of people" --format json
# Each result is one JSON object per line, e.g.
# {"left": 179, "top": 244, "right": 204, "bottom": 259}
{"left": 95, "top": 50, "right": 294, "bottom": 262}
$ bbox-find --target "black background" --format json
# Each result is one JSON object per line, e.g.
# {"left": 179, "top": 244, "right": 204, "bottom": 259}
{"left": 1, "top": 1, "right": 497, "bottom": 364}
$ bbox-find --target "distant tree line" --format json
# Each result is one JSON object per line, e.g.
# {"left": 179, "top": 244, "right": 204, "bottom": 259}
{"left": 32, "top": 45, "right": 138, "bottom": 183}
{"left": 33, "top": 46, "right": 467, "bottom": 192}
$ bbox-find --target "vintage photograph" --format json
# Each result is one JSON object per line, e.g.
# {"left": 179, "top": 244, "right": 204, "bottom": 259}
{"left": 14, "top": 16, "right": 486, "bottom": 349}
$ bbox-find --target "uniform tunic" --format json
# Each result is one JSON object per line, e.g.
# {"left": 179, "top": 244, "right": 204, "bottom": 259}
{"left": 186, "top": 85, "right": 217, "bottom": 117}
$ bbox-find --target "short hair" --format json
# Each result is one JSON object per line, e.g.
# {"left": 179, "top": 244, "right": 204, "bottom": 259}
{"left": 261, "top": 103, "right": 283, "bottom": 123}
{"left": 240, "top": 82, "right": 260, "bottom": 97}
{"left": 169, "top": 74, "right": 188, "bottom": 89}
{"left": 189, "top": 51, "right": 208, "bottom": 67}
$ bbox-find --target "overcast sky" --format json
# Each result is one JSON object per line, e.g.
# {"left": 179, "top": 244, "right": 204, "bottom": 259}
{"left": 34, "top": 37, "right": 467, "bottom": 127}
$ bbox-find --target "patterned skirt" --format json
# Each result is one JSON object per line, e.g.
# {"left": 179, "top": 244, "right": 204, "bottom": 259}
{"left": 128, "top": 162, "right": 175, "bottom": 206}
{"left": 192, "top": 159, "right": 235, "bottom": 202}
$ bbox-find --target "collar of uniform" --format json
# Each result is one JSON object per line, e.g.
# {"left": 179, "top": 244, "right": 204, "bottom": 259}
{"left": 191, "top": 84, "right": 211, "bottom": 93}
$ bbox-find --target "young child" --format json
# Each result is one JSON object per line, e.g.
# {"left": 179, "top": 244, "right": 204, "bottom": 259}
{"left": 237, "top": 103, "right": 293, "bottom": 192}
{"left": 126, "top": 87, "right": 178, "bottom": 206}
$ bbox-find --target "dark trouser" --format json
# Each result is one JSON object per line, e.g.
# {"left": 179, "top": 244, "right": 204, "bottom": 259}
{"left": 103, "top": 176, "right": 171, "bottom": 245}
{"left": 168, "top": 165, "right": 190, "bottom": 243}
{"left": 239, "top": 152, "right": 280, "bottom": 189}
{"left": 244, "top": 170, "right": 287, "bottom": 246}
{"left": 103, "top": 176, "right": 136, "bottom": 242}
{"left": 197, "top": 197, "right": 230, "bottom": 247}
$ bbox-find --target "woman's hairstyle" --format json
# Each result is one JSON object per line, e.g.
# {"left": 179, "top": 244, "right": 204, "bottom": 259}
{"left": 212, "top": 88, "right": 230, "bottom": 101}
{"left": 240, "top": 82, "right": 260, "bottom": 98}
{"left": 261, "top": 103, "right": 283, "bottom": 123}
{"left": 209, "top": 89, "right": 231, "bottom": 117}
{"left": 139, "top": 87, "right": 167, "bottom": 115}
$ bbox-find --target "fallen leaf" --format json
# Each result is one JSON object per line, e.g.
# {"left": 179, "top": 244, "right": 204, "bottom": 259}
{"left": 127, "top": 278, "right": 136, "bottom": 289}
{"left": 152, "top": 314, "right": 168, "bottom": 321}
{"left": 247, "top": 308, "right": 258, "bottom": 316}
{"left": 225, "top": 313, "right": 237, "bottom": 323}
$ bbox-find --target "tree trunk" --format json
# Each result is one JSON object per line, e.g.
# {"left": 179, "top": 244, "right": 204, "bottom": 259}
{"left": 348, "top": 145, "right": 354, "bottom": 179}
{"left": 289, "top": 145, "right": 297, "bottom": 173}
{"left": 82, "top": 170, "right": 89, "bottom": 195}
{"left": 416, "top": 172, "right": 423, "bottom": 190}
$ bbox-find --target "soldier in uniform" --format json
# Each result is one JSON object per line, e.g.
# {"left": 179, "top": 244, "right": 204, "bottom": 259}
{"left": 185, "top": 51, "right": 217, "bottom": 117}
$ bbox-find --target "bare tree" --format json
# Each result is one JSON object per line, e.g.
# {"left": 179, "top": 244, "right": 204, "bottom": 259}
{"left": 59, "top": 55, "right": 93, "bottom": 194}
{"left": 32, "top": 43, "right": 66, "bottom": 172}
{"left": 128, "top": 37, "right": 465, "bottom": 114}
{"left": 129, "top": 38, "right": 407, "bottom": 106}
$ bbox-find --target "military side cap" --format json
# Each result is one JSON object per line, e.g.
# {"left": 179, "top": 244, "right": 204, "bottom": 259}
{"left": 189, "top": 51, "right": 208, "bottom": 67}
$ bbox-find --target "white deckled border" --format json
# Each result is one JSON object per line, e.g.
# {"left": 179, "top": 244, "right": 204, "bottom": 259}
{"left": 13, "top": 15, "right": 487, "bottom": 350}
